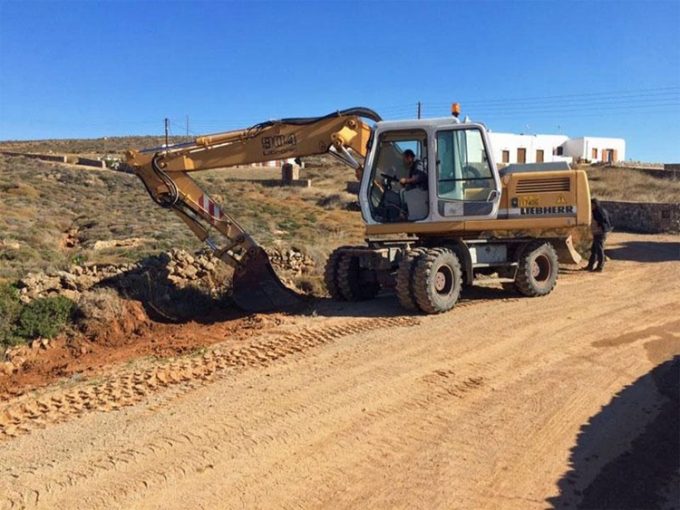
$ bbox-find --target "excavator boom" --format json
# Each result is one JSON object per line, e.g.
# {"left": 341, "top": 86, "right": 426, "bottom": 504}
{"left": 125, "top": 108, "right": 380, "bottom": 312}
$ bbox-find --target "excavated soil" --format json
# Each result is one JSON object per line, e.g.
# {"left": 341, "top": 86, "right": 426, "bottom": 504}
{"left": 0, "top": 232, "right": 679, "bottom": 510}
{"left": 0, "top": 307, "right": 288, "bottom": 400}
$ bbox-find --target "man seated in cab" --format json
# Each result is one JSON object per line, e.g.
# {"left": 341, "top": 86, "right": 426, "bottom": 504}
{"left": 399, "top": 149, "right": 427, "bottom": 190}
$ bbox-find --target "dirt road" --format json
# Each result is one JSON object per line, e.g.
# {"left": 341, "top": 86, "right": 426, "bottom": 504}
{"left": 1, "top": 232, "right": 679, "bottom": 509}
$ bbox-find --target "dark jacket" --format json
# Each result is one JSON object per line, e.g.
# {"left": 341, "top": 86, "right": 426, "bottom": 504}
{"left": 592, "top": 199, "right": 613, "bottom": 233}
{"left": 408, "top": 159, "right": 428, "bottom": 190}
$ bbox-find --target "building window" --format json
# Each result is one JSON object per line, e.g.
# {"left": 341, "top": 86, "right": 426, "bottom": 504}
{"left": 592, "top": 148, "right": 598, "bottom": 160}
{"left": 536, "top": 149, "right": 544, "bottom": 163}
{"left": 517, "top": 148, "right": 526, "bottom": 164}
{"left": 555, "top": 146, "right": 564, "bottom": 156}
{"left": 502, "top": 150, "right": 510, "bottom": 163}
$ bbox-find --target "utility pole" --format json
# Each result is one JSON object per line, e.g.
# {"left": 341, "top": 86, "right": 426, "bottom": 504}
{"left": 417, "top": 101, "right": 422, "bottom": 119}
{"left": 186, "top": 115, "right": 189, "bottom": 137}
{"left": 164, "top": 117, "right": 169, "bottom": 149}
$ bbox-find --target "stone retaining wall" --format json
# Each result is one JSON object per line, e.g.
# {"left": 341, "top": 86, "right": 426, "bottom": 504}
{"left": 0, "top": 151, "right": 67, "bottom": 163}
{"left": 1, "top": 151, "right": 105, "bottom": 168}
{"left": 601, "top": 200, "right": 680, "bottom": 234}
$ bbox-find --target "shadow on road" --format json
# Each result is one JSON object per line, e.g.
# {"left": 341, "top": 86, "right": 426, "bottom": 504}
{"left": 607, "top": 240, "right": 680, "bottom": 263}
{"left": 303, "top": 283, "right": 516, "bottom": 318}
{"left": 547, "top": 356, "right": 680, "bottom": 509}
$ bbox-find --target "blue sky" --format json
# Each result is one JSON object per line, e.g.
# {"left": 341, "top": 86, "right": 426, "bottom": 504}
{"left": 0, "top": 0, "right": 678, "bottom": 162}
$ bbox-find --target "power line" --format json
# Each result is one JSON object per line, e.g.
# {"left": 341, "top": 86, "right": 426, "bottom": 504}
{"left": 428, "top": 85, "right": 680, "bottom": 106}
{"left": 427, "top": 93, "right": 680, "bottom": 113}
{"left": 462, "top": 101, "right": 680, "bottom": 117}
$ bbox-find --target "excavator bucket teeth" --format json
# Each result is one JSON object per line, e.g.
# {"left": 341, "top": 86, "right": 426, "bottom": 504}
{"left": 231, "top": 247, "right": 305, "bottom": 313}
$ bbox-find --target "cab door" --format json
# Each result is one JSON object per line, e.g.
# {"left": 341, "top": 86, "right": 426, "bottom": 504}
{"left": 434, "top": 125, "right": 500, "bottom": 220}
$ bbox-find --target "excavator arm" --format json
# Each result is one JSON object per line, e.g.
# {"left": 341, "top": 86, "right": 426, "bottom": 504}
{"left": 125, "top": 108, "right": 381, "bottom": 312}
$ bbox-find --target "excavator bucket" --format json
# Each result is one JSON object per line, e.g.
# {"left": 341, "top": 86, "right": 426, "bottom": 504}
{"left": 552, "top": 235, "right": 583, "bottom": 265}
{"left": 230, "top": 247, "right": 306, "bottom": 313}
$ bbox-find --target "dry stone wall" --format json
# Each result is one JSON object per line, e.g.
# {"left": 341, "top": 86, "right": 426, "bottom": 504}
{"left": 601, "top": 200, "right": 680, "bottom": 234}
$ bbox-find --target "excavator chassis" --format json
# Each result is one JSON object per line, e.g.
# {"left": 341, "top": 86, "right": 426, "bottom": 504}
{"left": 325, "top": 234, "right": 580, "bottom": 314}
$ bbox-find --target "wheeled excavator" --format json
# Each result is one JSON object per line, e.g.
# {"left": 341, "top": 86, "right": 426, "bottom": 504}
{"left": 125, "top": 107, "right": 590, "bottom": 314}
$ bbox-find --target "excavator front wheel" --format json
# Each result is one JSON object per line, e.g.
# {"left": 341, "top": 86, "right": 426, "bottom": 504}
{"left": 395, "top": 248, "right": 426, "bottom": 311}
{"left": 411, "top": 248, "right": 462, "bottom": 314}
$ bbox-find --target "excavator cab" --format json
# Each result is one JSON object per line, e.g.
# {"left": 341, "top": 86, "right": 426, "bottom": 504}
{"left": 361, "top": 119, "right": 502, "bottom": 227}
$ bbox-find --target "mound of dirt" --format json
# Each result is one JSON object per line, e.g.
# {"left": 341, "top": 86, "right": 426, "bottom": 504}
{"left": 75, "top": 289, "right": 151, "bottom": 346}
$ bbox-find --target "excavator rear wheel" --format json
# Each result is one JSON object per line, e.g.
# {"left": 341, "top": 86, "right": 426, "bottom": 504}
{"left": 412, "top": 248, "right": 462, "bottom": 314}
{"left": 324, "top": 246, "right": 349, "bottom": 300}
{"left": 514, "top": 241, "right": 559, "bottom": 297}
{"left": 395, "top": 248, "right": 426, "bottom": 311}
{"left": 337, "top": 253, "right": 380, "bottom": 301}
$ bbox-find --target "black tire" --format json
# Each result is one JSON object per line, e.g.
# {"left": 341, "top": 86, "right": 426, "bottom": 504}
{"left": 514, "top": 241, "right": 559, "bottom": 297}
{"left": 412, "top": 248, "right": 462, "bottom": 314}
{"left": 395, "top": 248, "right": 426, "bottom": 311}
{"left": 324, "top": 247, "right": 348, "bottom": 300}
{"left": 337, "top": 253, "right": 380, "bottom": 301}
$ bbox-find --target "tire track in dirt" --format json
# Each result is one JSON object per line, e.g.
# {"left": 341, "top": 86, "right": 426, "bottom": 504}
{"left": 0, "top": 316, "right": 419, "bottom": 442}
{"left": 3, "top": 354, "right": 491, "bottom": 510}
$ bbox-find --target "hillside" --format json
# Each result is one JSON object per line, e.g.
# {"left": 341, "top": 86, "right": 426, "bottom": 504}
{"left": 585, "top": 165, "right": 680, "bottom": 203}
{"left": 0, "top": 154, "right": 363, "bottom": 287}
{"left": 0, "top": 136, "right": 192, "bottom": 158}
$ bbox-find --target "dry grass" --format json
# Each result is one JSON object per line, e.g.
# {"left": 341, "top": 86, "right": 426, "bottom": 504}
{"left": 585, "top": 166, "right": 680, "bottom": 203}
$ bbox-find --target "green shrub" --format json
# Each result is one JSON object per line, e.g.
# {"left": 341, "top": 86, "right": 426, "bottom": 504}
{"left": 0, "top": 284, "right": 21, "bottom": 346}
{"left": 14, "top": 296, "right": 75, "bottom": 340}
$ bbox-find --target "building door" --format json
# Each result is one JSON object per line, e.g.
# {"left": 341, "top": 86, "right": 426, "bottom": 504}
{"left": 536, "top": 149, "right": 544, "bottom": 163}
{"left": 517, "top": 148, "right": 526, "bottom": 164}
{"left": 592, "top": 148, "right": 598, "bottom": 160}
{"left": 604, "top": 149, "right": 614, "bottom": 163}
{"left": 502, "top": 150, "right": 510, "bottom": 163}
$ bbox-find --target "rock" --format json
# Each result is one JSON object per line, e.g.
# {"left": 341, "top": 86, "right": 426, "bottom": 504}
{"left": 0, "top": 239, "right": 20, "bottom": 250}
{"left": 60, "top": 289, "right": 80, "bottom": 301}
{"left": 75, "top": 275, "right": 96, "bottom": 291}
{"left": 40, "top": 338, "right": 50, "bottom": 349}
{"left": 1, "top": 362, "right": 14, "bottom": 376}
{"left": 181, "top": 265, "right": 198, "bottom": 279}
{"left": 59, "top": 272, "right": 78, "bottom": 290}
{"left": 167, "top": 274, "right": 185, "bottom": 286}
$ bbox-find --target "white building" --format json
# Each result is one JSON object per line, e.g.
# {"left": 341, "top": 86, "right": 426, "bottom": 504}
{"left": 488, "top": 132, "right": 625, "bottom": 165}
{"left": 561, "top": 137, "right": 625, "bottom": 164}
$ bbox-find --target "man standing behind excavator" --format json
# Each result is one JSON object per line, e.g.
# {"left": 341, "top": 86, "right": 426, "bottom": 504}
{"left": 399, "top": 149, "right": 428, "bottom": 190}
{"left": 587, "top": 198, "right": 613, "bottom": 272}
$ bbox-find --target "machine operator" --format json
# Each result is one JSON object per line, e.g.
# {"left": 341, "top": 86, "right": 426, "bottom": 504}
{"left": 399, "top": 149, "right": 428, "bottom": 190}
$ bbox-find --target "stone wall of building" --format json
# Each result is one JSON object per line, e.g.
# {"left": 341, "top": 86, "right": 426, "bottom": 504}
{"left": 601, "top": 200, "right": 680, "bottom": 234}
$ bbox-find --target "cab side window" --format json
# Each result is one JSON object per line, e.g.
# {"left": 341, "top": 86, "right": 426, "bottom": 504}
{"left": 367, "top": 130, "right": 429, "bottom": 223}
{"left": 436, "top": 129, "right": 494, "bottom": 201}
